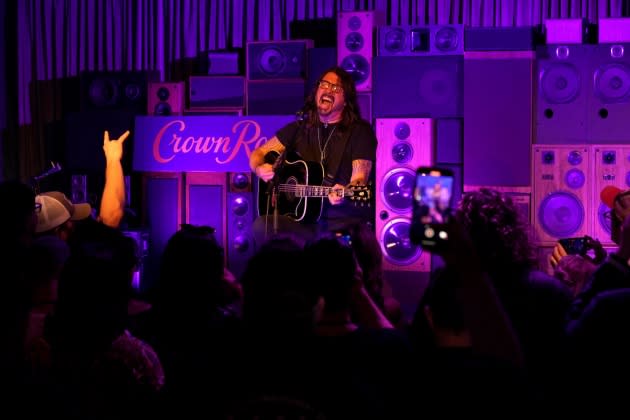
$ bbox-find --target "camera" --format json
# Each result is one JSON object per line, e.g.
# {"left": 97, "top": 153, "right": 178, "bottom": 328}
{"left": 410, "top": 166, "right": 455, "bottom": 250}
{"left": 559, "top": 236, "right": 588, "bottom": 256}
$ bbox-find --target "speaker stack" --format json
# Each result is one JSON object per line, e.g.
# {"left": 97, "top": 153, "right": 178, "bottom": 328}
{"left": 79, "top": 71, "right": 158, "bottom": 113}
{"left": 148, "top": 82, "right": 185, "bottom": 116}
{"left": 532, "top": 145, "right": 591, "bottom": 246}
{"left": 245, "top": 39, "right": 313, "bottom": 115}
{"left": 375, "top": 118, "right": 433, "bottom": 273}
{"left": 534, "top": 19, "right": 595, "bottom": 145}
{"left": 591, "top": 145, "right": 630, "bottom": 245}
{"left": 373, "top": 24, "right": 464, "bottom": 119}
{"left": 588, "top": 23, "right": 630, "bottom": 143}
{"left": 226, "top": 172, "right": 255, "bottom": 280}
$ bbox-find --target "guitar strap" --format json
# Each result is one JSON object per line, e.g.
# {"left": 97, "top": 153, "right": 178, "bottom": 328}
{"left": 321, "top": 126, "right": 353, "bottom": 188}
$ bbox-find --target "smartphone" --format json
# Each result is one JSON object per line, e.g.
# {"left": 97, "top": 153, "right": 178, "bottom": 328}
{"left": 333, "top": 230, "right": 353, "bottom": 247}
{"left": 410, "top": 167, "right": 455, "bottom": 249}
{"left": 559, "top": 236, "right": 588, "bottom": 255}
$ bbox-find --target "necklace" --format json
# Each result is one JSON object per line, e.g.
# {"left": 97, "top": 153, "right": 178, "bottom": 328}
{"left": 318, "top": 124, "right": 337, "bottom": 163}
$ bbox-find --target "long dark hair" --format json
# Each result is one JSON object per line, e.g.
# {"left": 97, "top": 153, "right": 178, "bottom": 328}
{"left": 455, "top": 188, "right": 536, "bottom": 276}
{"left": 302, "top": 66, "right": 362, "bottom": 130}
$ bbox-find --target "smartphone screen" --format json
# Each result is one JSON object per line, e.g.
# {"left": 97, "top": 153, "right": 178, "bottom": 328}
{"left": 410, "top": 167, "right": 455, "bottom": 248}
{"left": 559, "top": 237, "right": 587, "bottom": 255}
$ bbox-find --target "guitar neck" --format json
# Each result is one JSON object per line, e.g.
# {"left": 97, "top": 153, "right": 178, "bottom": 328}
{"left": 277, "top": 183, "right": 352, "bottom": 198}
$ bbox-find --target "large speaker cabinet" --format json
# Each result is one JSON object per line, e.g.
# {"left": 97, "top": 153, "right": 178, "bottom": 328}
{"left": 591, "top": 145, "right": 630, "bottom": 245}
{"left": 375, "top": 118, "right": 433, "bottom": 272}
{"left": 337, "top": 11, "right": 384, "bottom": 92}
{"left": 532, "top": 145, "right": 591, "bottom": 245}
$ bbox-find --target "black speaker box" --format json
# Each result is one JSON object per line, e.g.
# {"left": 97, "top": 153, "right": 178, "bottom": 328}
{"left": 587, "top": 43, "right": 630, "bottom": 143}
{"left": 535, "top": 45, "right": 594, "bottom": 144}
{"left": 247, "top": 40, "right": 313, "bottom": 80}
{"left": 373, "top": 55, "right": 464, "bottom": 118}
{"left": 79, "top": 71, "right": 158, "bottom": 112}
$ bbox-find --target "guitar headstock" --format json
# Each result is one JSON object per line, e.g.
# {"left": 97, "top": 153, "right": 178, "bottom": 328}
{"left": 347, "top": 184, "right": 371, "bottom": 206}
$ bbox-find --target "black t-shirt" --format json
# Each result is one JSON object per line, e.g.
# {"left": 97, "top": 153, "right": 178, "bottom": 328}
{"left": 275, "top": 119, "right": 377, "bottom": 226}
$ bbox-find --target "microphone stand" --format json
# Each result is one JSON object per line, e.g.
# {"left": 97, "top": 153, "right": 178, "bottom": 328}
{"left": 268, "top": 151, "right": 286, "bottom": 237}
{"left": 265, "top": 110, "right": 307, "bottom": 238}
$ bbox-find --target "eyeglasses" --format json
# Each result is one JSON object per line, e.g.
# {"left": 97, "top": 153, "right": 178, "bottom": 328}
{"left": 318, "top": 79, "right": 343, "bottom": 94}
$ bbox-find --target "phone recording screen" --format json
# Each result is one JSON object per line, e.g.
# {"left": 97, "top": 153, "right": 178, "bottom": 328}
{"left": 414, "top": 171, "right": 454, "bottom": 224}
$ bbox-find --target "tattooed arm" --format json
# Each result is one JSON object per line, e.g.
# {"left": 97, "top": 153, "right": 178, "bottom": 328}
{"left": 328, "top": 159, "right": 373, "bottom": 206}
{"left": 350, "top": 159, "right": 373, "bottom": 185}
{"left": 249, "top": 136, "right": 286, "bottom": 182}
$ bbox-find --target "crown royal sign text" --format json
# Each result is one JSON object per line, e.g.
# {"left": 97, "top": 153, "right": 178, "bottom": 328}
{"left": 133, "top": 115, "right": 293, "bottom": 172}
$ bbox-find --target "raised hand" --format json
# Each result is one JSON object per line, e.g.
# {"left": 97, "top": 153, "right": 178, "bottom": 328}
{"left": 103, "top": 130, "right": 130, "bottom": 162}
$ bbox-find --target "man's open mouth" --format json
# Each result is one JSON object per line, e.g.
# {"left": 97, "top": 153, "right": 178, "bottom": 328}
{"left": 320, "top": 94, "right": 335, "bottom": 104}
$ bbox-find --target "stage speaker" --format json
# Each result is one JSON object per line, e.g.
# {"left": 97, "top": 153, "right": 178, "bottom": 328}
{"left": 141, "top": 172, "right": 183, "bottom": 294}
{"left": 587, "top": 43, "right": 630, "bottom": 143}
{"left": 148, "top": 82, "right": 185, "bottom": 116}
{"left": 591, "top": 145, "right": 630, "bottom": 245}
{"left": 246, "top": 79, "right": 305, "bottom": 115}
{"left": 80, "top": 71, "right": 157, "bottom": 113}
{"left": 227, "top": 172, "right": 255, "bottom": 280}
{"left": 378, "top": 24, "right": 464, "bottom": 56}
{"left": 246, "top": 40, "right": 313, "bottom": 80}
{"left": 375, "top": 118, "right": 433, "bottom": 272}
{"left": 464, "top": 51, "right": 534, "bottom": 186}
{"left": 184, "top": 172, "right": 227, "bottom": 252}
{"left": 337, "top": 11, "right": 384, "bottom": 92}
{"left": 535, "top": 45, "right": 594, "bottom": 144}
{"left": 189, "top": 76, "right": 245, "bottom": 110}
{"left": 532, "top": 145, "right": 591, "bottom": 245}
{"left": 373, "top": 55, "right": 463, "bottom": 118}
{"left": 71, "top": 174, "right": 88, "bottom": 204}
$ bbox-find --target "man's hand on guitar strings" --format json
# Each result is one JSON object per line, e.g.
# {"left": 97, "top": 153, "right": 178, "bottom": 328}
{"left": 255, "top": 163, "right": 275, "bottom": 182}
{"left": 328, "top": 184, "right": 345, "bottom": 206}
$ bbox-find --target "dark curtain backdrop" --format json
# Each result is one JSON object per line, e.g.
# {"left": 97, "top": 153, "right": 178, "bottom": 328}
{"left": 3, "top": 0, "right": 628, "bottom": 180}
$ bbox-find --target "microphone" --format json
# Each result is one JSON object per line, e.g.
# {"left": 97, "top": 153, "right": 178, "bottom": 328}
{"left": 601, "top": 185, "right": 622, "bottom": 209}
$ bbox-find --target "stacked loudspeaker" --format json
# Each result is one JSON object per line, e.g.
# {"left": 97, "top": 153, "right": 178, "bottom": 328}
{"left": 246, "top": 39, "right": 313, "bottom": 115}
{"left": 375, "top": 118, "right": 433, "bottom": 273}
{"left": 532, "top": 18, "right": 630, "bottom": 272}
{"left": 371, "top": 22, "right": 465, "bottom": 276}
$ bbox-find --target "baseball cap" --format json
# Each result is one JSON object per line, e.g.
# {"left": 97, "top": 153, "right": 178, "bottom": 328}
{"left": 35, "top": 191, "right": 92, "bottom": 233}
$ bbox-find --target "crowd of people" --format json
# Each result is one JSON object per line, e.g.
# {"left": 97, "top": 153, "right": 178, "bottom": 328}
{"left": 4, "top": 66, "right": 630, "bottom": 418}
